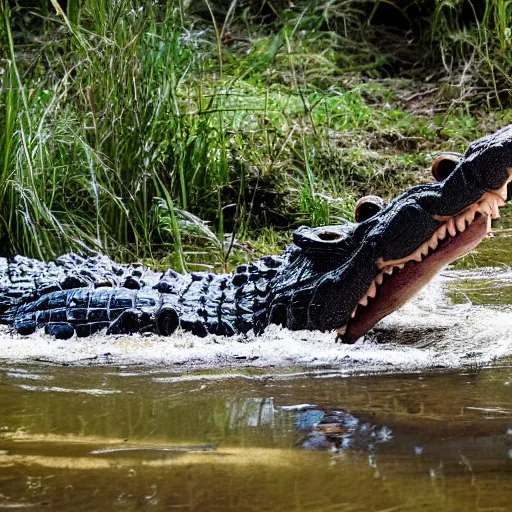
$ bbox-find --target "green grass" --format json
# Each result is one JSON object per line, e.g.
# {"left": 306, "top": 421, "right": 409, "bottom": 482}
{"left": 1, "top": 0, "right": 512, "bottom": 271}
{"left": 431, "top": 0, "right": 512, "bottom": 106}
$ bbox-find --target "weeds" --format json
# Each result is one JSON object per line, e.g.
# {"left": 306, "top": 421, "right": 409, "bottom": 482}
{"left": 431, "top": 0, "right": 512, "bottom": 105}
{"left": 0, "top": 0, "right": 511, "bottom": 270}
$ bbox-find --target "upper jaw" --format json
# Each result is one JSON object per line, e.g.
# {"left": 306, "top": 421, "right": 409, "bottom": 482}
{"left": 337, "top": 179, "right": 511, "bottom": 344}
{"left": 376, "top": 189, "right": 506, "bottom": 270}
{"left": 340, "top": 212, "right": 491, "bottom": 344}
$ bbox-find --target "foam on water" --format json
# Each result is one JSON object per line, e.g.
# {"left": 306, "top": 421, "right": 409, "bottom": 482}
{"left": 0, "top": 268, "right": 511, "bottom": 373}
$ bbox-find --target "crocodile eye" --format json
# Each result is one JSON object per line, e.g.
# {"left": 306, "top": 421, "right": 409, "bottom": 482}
{"left": 355, "top": 195, "right": 385, "bottom": 222}
{"left": 431, "top": 152, "right": 462, "bottom": 181}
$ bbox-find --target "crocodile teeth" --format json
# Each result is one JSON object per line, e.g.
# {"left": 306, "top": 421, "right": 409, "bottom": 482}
{"left": 352, "top": 263, "right": 407, "bottom": 317}
{"left": 412, "top": 251, "right": 423, "bottom": 262}
{"left": 437, "top": 225, "right": 447, "bottom": 240}
{"left": 376, "top": 189, "right": 506, "bottom": 271}
{"left": 480, "top": 201, "right": 491, "bottom": 215}
{"left": 447, "top": 218, "right": 457, "bottom": 237}
{"left": 491, "top": 198, "right": 500, "bottom": 219}
{"left": 355, "top": 187, "right": 509, "bottom": 320}
{"left": 464, "top": 207, "right": 477, "bottom": 223}
{"left": 428, "top": 236, "right": 439, "bottom": 250}
{"left": 497, "top": 181, "right": 509, "bottom": 201}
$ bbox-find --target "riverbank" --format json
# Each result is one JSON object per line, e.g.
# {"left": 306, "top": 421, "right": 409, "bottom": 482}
{"left": 2, "top": 1, "right": 512, "bottom": 271}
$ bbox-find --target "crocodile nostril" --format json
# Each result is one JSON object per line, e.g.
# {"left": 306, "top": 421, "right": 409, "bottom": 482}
{"left": 317, "top": 231, "right": 344, "bottom": 241}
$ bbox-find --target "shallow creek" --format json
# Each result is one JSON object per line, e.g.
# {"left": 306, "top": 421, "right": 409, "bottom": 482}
{"left": 1, "top": 364, "right": 512, "bottom": 510}
{"left": 2, "top": 233, "right": 512, "bottom": 510}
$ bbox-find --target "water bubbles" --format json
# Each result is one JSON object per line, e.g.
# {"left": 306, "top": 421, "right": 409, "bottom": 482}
{"left": 378, "top": 426, "right": 393, "bottom": 442}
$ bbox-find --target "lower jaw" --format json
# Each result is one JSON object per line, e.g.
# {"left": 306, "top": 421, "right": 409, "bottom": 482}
{"left": 343, "top": 213, "right": 490, "bottom": 344}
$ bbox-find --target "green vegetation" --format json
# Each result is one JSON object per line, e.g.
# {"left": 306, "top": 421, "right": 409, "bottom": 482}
{"left": 1, "top": 0, "right": 512, "bottom": 271}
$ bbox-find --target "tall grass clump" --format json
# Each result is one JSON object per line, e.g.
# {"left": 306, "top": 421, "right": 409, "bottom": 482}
{"left": 0, "top": 0, "right": 360, "bottom": 266}
{"left": 285, "top": 0, "right": 512, "bottom": 104}
{"left": 0, "top": 1, "right": 268, "bottom": 264}
{"left": 431, "top": 0, "right": 512, "bottom": 104}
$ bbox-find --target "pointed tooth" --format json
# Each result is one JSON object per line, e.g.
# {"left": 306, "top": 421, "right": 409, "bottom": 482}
{"left": 491, "top": 199, "right": 500, "bottom": 219}
{"left": 376, "top": 272, "right": 384, "bottom": 285}
{"left": 420, "top": 243, "right": 429, "bottom": 256}
{"left": 367, "top": 281, "right": 377, "bottom": 298}
{"left": 498, "top": 196, "right": 506, "bottom": 206}
{"left": 351, "top": 307, "right": 357, "bottom": 318}
{"left": 490, "top": 188, "right": 507, "bottom": 205}
{"left": 447, "top": 218, "right": 457, "bottom": 237}
{"left": 480, "top": 201, "right": 491, "bottom": 215}
{"left": 385, "top": 266, "right": 394, "bottom": 275}
{"left": 397, "top": 263, "right": 405, "bottom": 269}
{"left": 495, "top": 184, "right": 507, "bottom": 201}
{"left": 412, "top": 249, "right": 423, "bottom": 262}
{"left": 359, "top": 295, "right": 368, "bottom": 307}
{"left": 465, "top": 208, "right": 476, "bottom": 223}
{"left": 456, "top": 215, "right": 466, "bottom": 232}
{"left": 487, "top": 214, "right": 492, "bottom": 233}
{"left": 428, "top": 236, "right": 439, "bottom": 250}
{"left": 437, "top": 224, "right": 447, "bottom": 240}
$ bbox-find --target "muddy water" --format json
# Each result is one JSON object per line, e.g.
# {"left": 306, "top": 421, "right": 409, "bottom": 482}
{"left": 1, "top": 365, "right": 512, "bottom": 510}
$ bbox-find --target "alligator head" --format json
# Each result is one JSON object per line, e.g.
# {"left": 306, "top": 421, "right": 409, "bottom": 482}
{"left": 267, "top": 126, "right": 512, "bottom": 343}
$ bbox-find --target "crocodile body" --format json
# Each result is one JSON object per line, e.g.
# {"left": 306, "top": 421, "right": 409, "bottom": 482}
{"left": 0, "top": 252, "right": 290, "bottom": 339}
{"left": 0, "top": 253, "right": 161, "bottom": 311}
{"left": 2, "top": 126, "right": 512, "bottom": 343}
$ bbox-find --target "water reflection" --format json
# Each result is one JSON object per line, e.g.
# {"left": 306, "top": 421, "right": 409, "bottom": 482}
{"left": 1, "top": 365, "right": 512, "bottom": 510}
{"left": 227, "top": 397, "right": 275, "bottom": 429}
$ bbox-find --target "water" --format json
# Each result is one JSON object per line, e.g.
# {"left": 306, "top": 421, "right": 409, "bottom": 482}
{"left": 2, "top": 233, "right": 512, "bottom": 510}
{"left": 1, "top": 365, "right": 512, "bottom": 510}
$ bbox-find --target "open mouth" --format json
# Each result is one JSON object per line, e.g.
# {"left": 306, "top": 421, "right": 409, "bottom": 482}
{"left": 338, "top": 188, "right": 508, "bottom": 344}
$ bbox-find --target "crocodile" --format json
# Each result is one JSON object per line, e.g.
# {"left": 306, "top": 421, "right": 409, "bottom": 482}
{"left": 1, "top": 126, "right": 512, "bottom": 343}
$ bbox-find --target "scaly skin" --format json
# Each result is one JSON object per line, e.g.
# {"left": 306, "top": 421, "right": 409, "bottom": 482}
{"left": 0, "top": 253, "right": 289, "bottom": 339}
{"left": 2, "top": 126, "right": 512, "bottom": 342}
